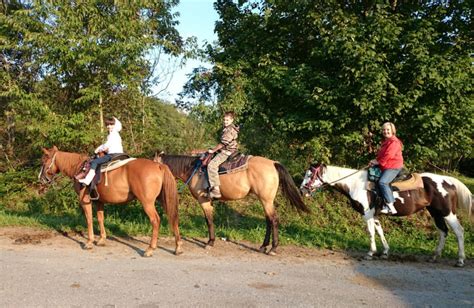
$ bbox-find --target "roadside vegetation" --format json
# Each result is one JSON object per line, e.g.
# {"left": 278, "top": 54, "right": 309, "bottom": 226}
{"left": 1, "top": 167, "right": 472, "bottom": 260}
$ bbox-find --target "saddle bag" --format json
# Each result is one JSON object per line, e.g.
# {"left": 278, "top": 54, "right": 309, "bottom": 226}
{"left": 368, "top": 166, "right": 382, "bottom": 182}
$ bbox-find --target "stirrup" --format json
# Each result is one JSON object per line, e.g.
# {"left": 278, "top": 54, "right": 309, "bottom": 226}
{"left": 381, "top": 205, "right": 397, "bottom": 215}
{"left": 208, "top": 187, "right": 221, "bottom": 199}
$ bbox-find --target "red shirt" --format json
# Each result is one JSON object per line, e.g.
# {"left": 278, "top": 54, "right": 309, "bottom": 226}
{"left": 376, "top": 136, "right": 404, "bottom": 171}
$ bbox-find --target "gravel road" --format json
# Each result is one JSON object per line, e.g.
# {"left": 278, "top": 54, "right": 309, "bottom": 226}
{"left": 1, "top": 227, "right": 473, "bottom": 307}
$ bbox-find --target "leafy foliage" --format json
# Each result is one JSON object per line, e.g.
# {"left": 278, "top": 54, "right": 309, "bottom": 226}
{"left": 0, "top": 0, "right": 201, "bottom": 170}
{"left": 182, "top": 0, "right": 473, "bottom": 174}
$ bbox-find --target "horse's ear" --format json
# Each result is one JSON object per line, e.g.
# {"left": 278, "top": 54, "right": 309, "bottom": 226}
{"left": 153, "top": 151, "right": 164, "bottom": 163}
{"left": 53, "top": 145, "right": 58, "bottom": 151}
{"left": 42, "top": 148, "right": 49, "bottom": 155}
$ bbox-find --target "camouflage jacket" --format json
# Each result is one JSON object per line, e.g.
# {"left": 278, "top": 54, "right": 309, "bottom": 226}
{"left": 220, "top": 123, "right": 239, "bottom": 154}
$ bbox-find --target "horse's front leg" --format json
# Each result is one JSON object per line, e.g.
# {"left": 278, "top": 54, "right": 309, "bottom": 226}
{"left": 373, "top": 219, "right": 389, "bottom": 258}
{"left": 79, "top": 187, "right": 94, "bottom": 249}
{"left": 363, "top": 212, "right": 377, "bottom": 260}
{"left": 96, "top": 202, "right": 107, "bottom": 246}
{"left": 80, "top": 201, "right": 95, "bottom": 250}
{"left": 200, "top": 201, "right": 215, "bottom": 248}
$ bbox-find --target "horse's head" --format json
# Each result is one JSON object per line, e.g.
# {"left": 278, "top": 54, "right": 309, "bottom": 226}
{"left": 300, "top": 163, "right": 327, "bottom": 197}
{"left": 38, "top": 146, "right": 60, "bottom": 184}
{"left": 153, "top": 150, "right": 165, "bottom": 164}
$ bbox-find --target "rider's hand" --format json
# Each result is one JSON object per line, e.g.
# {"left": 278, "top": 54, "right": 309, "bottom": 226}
{"left": 208, "top": 149, "right": 215, "bottom": 154}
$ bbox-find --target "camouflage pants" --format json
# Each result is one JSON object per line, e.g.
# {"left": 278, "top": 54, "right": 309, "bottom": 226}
{"left": 208, "top": 151, "right": 230, "bottom": 188}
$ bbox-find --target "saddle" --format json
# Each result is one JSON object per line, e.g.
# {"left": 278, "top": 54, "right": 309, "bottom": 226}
{"left": 367, "top": 167, "right": 424, "bottom": 192}
{"left": 200, "top": 152, "right": 252, "bottom": 174}
{"left": 75, "top": 154, "right": 131, "bottom": 180}
{"left": 75, "top": 153, "right": 134, "bottom": 200}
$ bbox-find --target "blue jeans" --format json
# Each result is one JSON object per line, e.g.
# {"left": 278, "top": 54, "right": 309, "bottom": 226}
{"left": 90, "top": 154, "right": 113, "bottom": 170}
{"left": 378, "top": 168, "right": 402, "bottom": 204}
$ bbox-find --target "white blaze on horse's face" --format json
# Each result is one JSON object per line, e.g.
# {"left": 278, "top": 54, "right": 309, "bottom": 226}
{"left": 38, "top": 149, "right": 58, "bottom": 184}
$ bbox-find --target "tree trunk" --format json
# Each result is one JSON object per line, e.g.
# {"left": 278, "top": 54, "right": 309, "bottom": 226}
{"left": 99, "top": 94, "right": 104, "bottom": 133}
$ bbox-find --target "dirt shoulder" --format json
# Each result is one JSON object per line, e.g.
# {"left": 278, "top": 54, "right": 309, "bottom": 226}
{"left": 1, "top": 226, "right": 472, "bottom": 307}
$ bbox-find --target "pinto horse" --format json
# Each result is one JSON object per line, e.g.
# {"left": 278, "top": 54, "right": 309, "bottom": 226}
{"left": 154, "top": 152, "right": 310, "bottom": 255}
{"left": 39, "top": 146, "right": 183, "bottom": 257}
{"left": 300, "top": 163, "right": 472, "bottom": 267}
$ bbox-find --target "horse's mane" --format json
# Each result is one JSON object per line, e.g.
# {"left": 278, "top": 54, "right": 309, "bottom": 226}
{"left": 161, "top": 154, "right": 199, "bottom": 178}
{"left": 56, "top": 151, "right": 88, "bottom": 177}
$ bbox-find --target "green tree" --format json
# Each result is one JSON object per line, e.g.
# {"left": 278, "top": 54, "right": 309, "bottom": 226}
{"left": 183, "top": 0, "right": 473, "bottom": 173}
{"left": 0, "top": 0, "right": 196, "bottom": 169}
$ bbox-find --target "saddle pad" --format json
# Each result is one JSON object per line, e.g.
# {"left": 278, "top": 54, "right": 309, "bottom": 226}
{"left": 366, "top": 173, "right": 424, "bottom": 192}
{"left": 392, "top": 173, "right": 424, "bottom": 191}
{"left": 100, "top": 158, "right": 136, "bottom": 173}
{"left": 218, "top": 155, "right": 252, "bottom": 175}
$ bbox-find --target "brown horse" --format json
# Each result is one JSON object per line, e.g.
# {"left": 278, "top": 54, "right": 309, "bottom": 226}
{"left": 154, "top": 152, "right": 310, "bottom": 255}
{"left": 39, "top": 146, "right": 183, "bottom": 257}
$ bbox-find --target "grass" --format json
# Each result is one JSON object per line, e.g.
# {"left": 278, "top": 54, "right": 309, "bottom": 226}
{"left": 1, "top": 167, "right": 473, "bottom": 260}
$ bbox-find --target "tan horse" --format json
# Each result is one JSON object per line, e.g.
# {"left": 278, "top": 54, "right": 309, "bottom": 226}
{"left": 39, "top": 146, "right": 183, "bottom": 257}
{"left": 154, "top": 152, "right": 310, "bottom": 255}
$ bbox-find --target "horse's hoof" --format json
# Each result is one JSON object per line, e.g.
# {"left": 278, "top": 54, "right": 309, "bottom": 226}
{"left": 96, "top": 238, "right": 106, "bottom": 246}
{"left": 83, "top": 242, "right": 94, "bottom": 250}
{"left": 455, "top": 261, "right": 464, "bottom": 268}
{"left": 429, "top": 256, "right": 438, "bottom": 263}
{"left": 175, "top": 248, "right": 184, "bottom": 256}
{"left": 259, "top": 246, "right": 267, "bottom": 254}
{"left": 267, "top": 250, "right": 277, "bottom": 256}
{"left": 143, "top": 248, "right": 154, "bottom": 257}
{"left": 204, "top": 244, "right": 213, "bottom": 250}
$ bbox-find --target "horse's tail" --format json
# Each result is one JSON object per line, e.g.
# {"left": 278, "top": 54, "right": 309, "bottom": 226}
{"left": 447, "top": 176, "right": 473, "bottom": 219}
{"left": 159, "top": 164, "right": 180, "bottom": 229}
{"left": 274, "top": 162, "right": 311, "bottom": 213}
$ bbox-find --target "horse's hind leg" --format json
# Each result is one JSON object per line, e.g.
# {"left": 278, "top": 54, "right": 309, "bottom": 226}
{"left": 169, "top": 209, "right": 183, "bottom": 256}
{"left": 141, "top": 201, "right": 161, "bottom": 257}
{"left": 428, "top": 208, "right": 449, "bottom": 263}
{"left": 96, "top": 202, "right": 107, "bottom": 246}
{"left": 260, "top": 200, "right": 278, "bottom": 256}
{"left": 444, "top": 213, "right": 465, "bottom": 267}
{"left": 259, "top": 216, "right": 272, "bottom": 254}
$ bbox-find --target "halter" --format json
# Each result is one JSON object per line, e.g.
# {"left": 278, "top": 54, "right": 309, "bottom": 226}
{"left": 38, "top": 152, "right": 59, "bottom": 184}
{"left": 302, "top": 165, "right": 324, "bottom": 193}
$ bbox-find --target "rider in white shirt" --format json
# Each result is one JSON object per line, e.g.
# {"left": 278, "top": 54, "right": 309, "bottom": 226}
{"left": 78, "top": 117, "right": 124, "bottom": 186}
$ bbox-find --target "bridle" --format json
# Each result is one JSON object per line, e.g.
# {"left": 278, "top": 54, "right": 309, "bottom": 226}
{"left": 302, "top": 165, "right": 325, "bottom": 193}
{"left": 38, "top": 152, "right": 59, "bottom": 184}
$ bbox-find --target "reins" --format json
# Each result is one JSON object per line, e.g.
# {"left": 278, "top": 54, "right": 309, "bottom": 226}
{"left": 323, "top": 168, "right": 366, "bottom": 186}
{"left": 179, "top": 159, "right": 202, "bottom": 193}
{"left": 305, "top": 165, "right": 367, "bottom": 193}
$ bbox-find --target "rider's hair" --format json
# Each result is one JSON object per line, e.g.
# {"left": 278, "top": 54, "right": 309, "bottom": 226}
{"left": 224, "top": 111, "right": 235, "bottom": 119}
{"left": 104, "top": 117, "right": 116, "bottom": 126}
{"left": 382, "top": 122, "right": 396, "bottom": 136}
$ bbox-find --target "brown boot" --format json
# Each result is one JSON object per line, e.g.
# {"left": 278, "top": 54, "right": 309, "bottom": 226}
{"left": 209, "top": 186, "right": 222, "bottom": 199}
